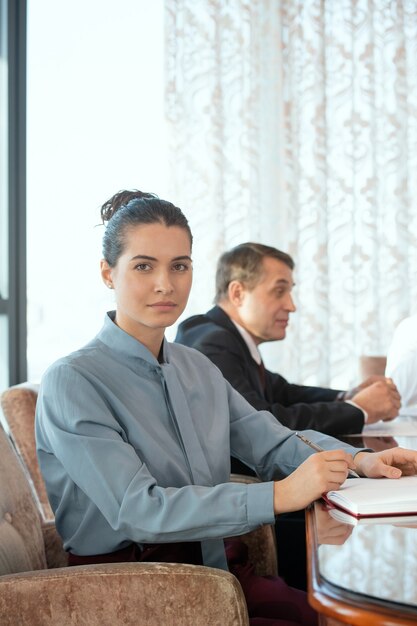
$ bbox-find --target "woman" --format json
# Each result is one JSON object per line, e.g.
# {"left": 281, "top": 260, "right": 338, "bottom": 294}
{"left": 36, "top": 190, "right": 417, "bottom": 626}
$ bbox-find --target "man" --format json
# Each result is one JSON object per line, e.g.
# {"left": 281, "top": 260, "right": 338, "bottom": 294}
{"left": 175, "top": 242, "right": 401, "bottom": 590}
{"left": 175, "top": 242, "right": 401, "bottom": 438}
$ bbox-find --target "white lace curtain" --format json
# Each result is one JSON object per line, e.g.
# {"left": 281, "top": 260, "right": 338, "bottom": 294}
{"left": 165, "top": 0, "right": 417, "bottom": 388}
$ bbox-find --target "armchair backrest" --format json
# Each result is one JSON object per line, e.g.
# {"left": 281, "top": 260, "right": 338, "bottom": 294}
{"left": 0, "top": 424, "right": 47, "bottom": 575}
{"left": 0, "top": 383, "right": 53, "bottom": 522}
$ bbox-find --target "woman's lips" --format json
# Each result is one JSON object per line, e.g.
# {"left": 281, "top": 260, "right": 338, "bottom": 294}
{"left": 148, "top": 301, "right": 177, "bottom": 310}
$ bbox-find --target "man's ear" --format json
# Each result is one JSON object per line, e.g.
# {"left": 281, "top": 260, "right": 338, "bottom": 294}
{"left": 228, "top": 281, "right": 246, "bottom": 307}
{"left": 100, "top": 259, "right": 114, "bottom": 289}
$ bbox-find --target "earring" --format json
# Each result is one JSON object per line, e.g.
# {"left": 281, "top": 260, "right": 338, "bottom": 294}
{"left": 108, "top": 283, "right": 113, "bottom": 289}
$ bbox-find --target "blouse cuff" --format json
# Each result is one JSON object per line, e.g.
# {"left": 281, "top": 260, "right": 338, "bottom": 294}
{"left": 246, "top": 481, "right": 276, "bottom": 527}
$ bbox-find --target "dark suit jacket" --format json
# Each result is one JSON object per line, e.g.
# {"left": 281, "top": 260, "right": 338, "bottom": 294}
{"left": 175, "top": 306, "right": 364, "bottom": 437}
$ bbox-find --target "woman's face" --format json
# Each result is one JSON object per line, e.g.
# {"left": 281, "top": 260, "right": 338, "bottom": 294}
{"left": 101, "top": 222, "right": 192, "bottom": 346}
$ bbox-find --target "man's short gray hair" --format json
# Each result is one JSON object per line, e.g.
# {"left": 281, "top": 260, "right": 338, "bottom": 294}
{"left": 214, "top": 242, "right": 294, "bottom": 303}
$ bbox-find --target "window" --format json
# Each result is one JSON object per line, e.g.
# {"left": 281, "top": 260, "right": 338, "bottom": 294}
{"left": 26, "top": 0, "right": 167, "bottom": 381}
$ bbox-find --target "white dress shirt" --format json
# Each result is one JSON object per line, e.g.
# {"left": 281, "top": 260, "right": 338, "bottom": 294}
{"left": 386, "top": 314, "right": 417, "bottom": 416}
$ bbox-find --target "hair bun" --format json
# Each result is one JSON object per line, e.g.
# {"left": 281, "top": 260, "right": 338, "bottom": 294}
{"left": 100, "top": 189, "right": 158, "bottom": 224}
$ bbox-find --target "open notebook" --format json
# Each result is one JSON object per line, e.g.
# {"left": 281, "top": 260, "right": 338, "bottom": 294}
{"left": 323, "top": 475, "right": 417, "bottom": 518}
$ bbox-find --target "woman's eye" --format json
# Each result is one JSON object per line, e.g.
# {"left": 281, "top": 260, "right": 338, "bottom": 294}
{"left": 172, "top": 263, "right": 189, "bottom": 272}
{"left": 135, "top": 263, "right": 151, "bottom": 271}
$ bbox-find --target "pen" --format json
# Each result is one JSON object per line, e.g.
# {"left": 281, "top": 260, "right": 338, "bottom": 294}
{"left": 295, "top": 432, "right": 361, "bottom": 479}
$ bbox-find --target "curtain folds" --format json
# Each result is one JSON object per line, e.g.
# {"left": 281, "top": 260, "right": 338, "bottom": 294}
{"left": 165, "top": 0, "right": 417, "bottom": 388}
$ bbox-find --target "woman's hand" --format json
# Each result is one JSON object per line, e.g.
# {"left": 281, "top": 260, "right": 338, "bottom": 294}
{"left": 273, "top": 449, "right": 355, "bottom": 514}
{"left": 354, "top": 448, "right": 417, "bottom": 478}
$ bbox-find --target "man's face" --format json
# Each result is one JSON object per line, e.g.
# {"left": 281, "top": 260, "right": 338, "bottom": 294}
{"left": 236, "top": 257, "right": 296, "bottom": 345}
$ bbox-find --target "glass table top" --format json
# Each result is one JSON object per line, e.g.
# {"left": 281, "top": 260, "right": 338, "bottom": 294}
{"left": 314, "top": 501, "right": 417, "bottom": 608}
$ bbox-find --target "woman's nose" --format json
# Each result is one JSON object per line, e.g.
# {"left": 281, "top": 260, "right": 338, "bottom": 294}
{"left": 154, "top": 271, "right": 174, "bottom": 294}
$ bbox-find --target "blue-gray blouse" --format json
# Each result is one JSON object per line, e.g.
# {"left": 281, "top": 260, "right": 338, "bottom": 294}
{"left": 35, "top": 312, "right": 363, "bottom": 568}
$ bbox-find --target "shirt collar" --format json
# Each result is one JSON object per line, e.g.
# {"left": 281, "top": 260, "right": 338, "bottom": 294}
{"left": 97, "top": 311, "right": 169, "bottom": 365}
{"left": 232, "top": 320, "right": 262, "bottom": 365}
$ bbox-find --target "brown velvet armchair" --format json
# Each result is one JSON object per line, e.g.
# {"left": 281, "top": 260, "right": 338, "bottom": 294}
{"left": 0, "top": 384, "right": 278, "bottom": 624}
{"left": 0, "top": 422, "right": 250, "bottom": 625}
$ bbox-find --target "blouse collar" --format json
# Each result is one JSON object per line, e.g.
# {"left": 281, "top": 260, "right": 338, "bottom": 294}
{"left": 96, "top": 311, "right": 169, "bottom": 366}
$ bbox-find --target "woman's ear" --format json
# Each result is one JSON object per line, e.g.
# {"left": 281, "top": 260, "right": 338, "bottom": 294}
{"left": 100, "top": 259, "right": 114, "bottom": 289}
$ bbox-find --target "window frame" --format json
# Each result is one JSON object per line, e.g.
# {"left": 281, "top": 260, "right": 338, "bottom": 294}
{"left": 0, "top": 0, "right": 27, "bottom": 387}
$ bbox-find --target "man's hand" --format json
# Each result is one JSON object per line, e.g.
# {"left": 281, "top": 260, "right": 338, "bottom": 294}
{"left": 351, "top": 379, "right": 401, "bottom": 423}
{"left": 344, "top": 375, "right": 386, "bottom": 399}
{"left": 273, "top": 450, "right": 355, "bottom": 514}
{"left": 354, "top": 448, "right": 417, "bottom": 478}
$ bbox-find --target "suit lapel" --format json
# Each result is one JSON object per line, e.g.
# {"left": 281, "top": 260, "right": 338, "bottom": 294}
{"left": 206, "top": 306, "right": 250, "bottom": 351}
{"left": 206, "top": 307, "right": 267, "bottom": 397}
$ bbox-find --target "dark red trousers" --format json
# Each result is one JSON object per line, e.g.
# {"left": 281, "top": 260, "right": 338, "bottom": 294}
{"left": 69, "top": 539, "right": 317, "bottom": 626}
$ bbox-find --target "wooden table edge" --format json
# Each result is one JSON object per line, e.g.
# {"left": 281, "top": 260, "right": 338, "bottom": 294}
{"left": 306, "top": 502, "right": 417, "bottom": 626}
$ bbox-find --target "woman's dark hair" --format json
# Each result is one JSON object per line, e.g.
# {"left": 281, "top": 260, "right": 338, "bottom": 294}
{"left": 101, "top": 189, "right": 193, "bottom": 267}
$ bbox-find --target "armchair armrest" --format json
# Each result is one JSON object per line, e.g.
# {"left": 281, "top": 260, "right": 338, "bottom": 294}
{"left": 41, "top": 521, "right": 68, "bottom": 569}
{"left": 230, "top": 473, "right": 278, "bottom": 577}
{"left": 0, "top": 562, "right": 249, "bottom": 626}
